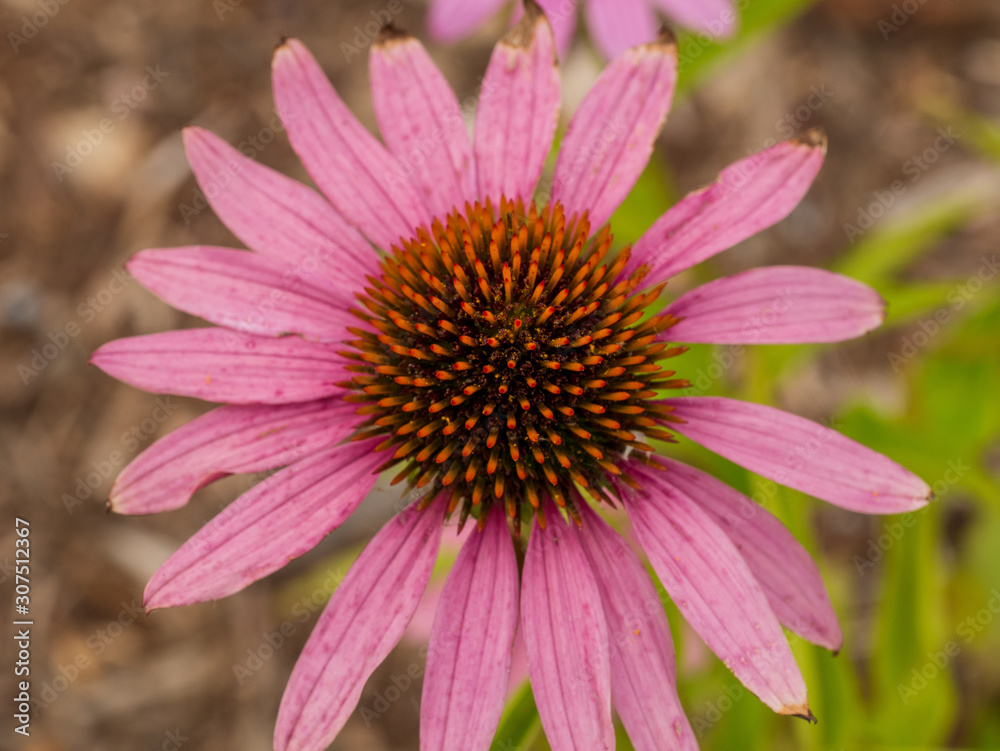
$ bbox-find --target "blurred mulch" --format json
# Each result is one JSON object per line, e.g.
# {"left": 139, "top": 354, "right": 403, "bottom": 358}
{"left": 1, "top": 0, "right": 999, "bottom": 748}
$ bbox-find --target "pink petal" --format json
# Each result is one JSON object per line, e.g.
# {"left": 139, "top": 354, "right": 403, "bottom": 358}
{"left": 91, "top": 329, "right": 350, "bottom": 405}
{"left": 370, "top": 31, "right": 476, "bottom": 218}
{"left": 521, "top": 507, "right": 614, "bottom": 750}
{"left": 575, "top": 502, "right": 697, "bottom": 751}
{"left": 552, "top": 30, "right": 678, "bottom": 229}
{"left": 665, "top": 266, "right": 886, "bottom": 344}
{"left": 128, "top": 247, "right": 354, "bottom": 340}
{"left": 474, "top": 1, "right": 560, "bottom": 206}
{"left": 427, "top": 0, "right": 508, "bottom": 43}
{"left": 533, "top": 0, "right": 578, "bottom": 58}
{"left": 585, "top": 0, "right": 659, "bottom": 60}
{"left": 651, "top": 0, "right": 738, "bottom": 37}
{"left": 665, "top": 396, "right": 933, "bottom": 513}
{"left": 182, "top": 127, "right": 377, "bottom": 294}
{"left": 421, "top": 509, "right": 519, "bottom": 751}
{"left": 144, "top": 441, "right": 383, "bottom": 609}
{"left": 272, "top": 39, "right": 430, "bottom": 250}
{"left": 624, "top": 463, "right": 810, "bottom": 716}
{"left": 111, "top": 398, "right": 359, "bottom": 515}
{"left": 275, "top": 496, "right": 445, "bottom": 751}
{"left": 657, "top": 457, "right": 842, "bottom": 650}
{"left": 628, "top": 133, "right": 827, "bottom": 283}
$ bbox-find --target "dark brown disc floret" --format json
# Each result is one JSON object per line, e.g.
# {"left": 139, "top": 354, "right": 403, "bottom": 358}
{"left": 341, "top": 198, "right": 688, "bottom": 531}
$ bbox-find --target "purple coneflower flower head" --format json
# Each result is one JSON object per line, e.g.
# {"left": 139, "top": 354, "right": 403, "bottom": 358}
{"left": 429, "top": 0, "right": 737, "bottom": 60}
{"left": 92, "top": 5, "right": 930, "bottom": 751}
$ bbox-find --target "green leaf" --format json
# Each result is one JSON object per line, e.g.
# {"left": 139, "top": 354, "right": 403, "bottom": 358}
{"left": 879, "top": 280, "right": 965, "bottom": 326}
{"left": 834, "top": 190, "right": 993, "bottom": 285}
{"left": 868, "top": 507, "right": 957, "bottom": 745}
{"left": 938, "top": 288, "right": 1000, "bottom": 356}
{"left": 802, "top": 645, "right": 864, "bottom": 749}
{"left": 918, "top": 357, "right": 1000, "bottom": 451}
{"left": 492, "top": 681, "right": 543, "bottom": 750}
{"left": 919, "top": 97, "right": 1000, "bottom": 165}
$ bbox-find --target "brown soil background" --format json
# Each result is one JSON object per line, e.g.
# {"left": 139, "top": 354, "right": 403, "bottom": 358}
{"left": 2, "top": 0, "right": 999, "bottom": 749}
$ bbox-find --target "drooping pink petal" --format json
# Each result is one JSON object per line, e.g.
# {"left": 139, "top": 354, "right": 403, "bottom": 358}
{"left": 144, "top": 441, "right": 383, "bottom": 609}
{"left": 584, "top": 0, "right": 659, "bottom": 61}
{"left": 533, "top": 0, "right": 578, "bottom": 58}
{"left": 127, "top": 247, "right": 355, "bottom": 340}
{"left": 624, "top": 463, "right": 810, "bottom": 716}
{"left": 552, "top": 29, "right": 678, "bottom": 229}
{"left": 111, "top": 398, "right": 360, "bottom": 515}
{"left": 665, "top": 266, "right": 885, "bottom": 344}
{"left": 370, "top": 31, "right": 476, "bottom": 219}
{"left": 272, "top": 39, "right": 430, "bottom": 250}
{"left": 521, "top": 507, "right": 614, "bottom": 750}
{"left": 628, "top": 133, "right": 827, "bottom": 283}
{"left": 575, "top": 502, "right": 697, "bottom": 751}
{"left": 474, "top": 1, "right": 560, "bottom": 207}
{"left": 275, "top": 496, "right": 445, "bottom": 751}
{"left": 664, "top": 396, "right": 933, "bottom": 513}
{"left": 91, "top": 329, "right": 350, "bottom": 405}
{"left": 182, "top": 127, "right": 377, "bottom": 294}
{"left": 421, "top": 509, "right": 519, "bottom": 751}
{"left": 651, "top": 0, "right": 738, "bottom": 38}
{"left": 657, "top": 457, "right": 842, "bottom": 650}
{"left": 427, "top": 0, "right": 508, "bottom": 43}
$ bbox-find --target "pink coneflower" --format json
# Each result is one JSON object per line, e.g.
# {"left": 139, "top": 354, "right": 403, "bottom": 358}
{"left": 429, "top": 0, "right": 737, "bottom": 60}
{"left": 93, "top": 6, "right": 929, "bottom": 751}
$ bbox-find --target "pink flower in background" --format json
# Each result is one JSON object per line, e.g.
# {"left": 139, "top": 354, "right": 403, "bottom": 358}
{"left": 428, "top": 0, "right": 737, "bottom": 59}
{"left": 92, "top": 5, "right": 929, "bottom": 751}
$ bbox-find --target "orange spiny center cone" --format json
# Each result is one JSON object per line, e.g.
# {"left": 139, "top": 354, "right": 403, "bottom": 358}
{"left": 342, "top": 198, "right": 689, "bottom": 532}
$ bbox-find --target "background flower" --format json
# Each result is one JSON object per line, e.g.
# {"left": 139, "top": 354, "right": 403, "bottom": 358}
{"left": 428, "top": 0, "right": 738, "bottom": 59}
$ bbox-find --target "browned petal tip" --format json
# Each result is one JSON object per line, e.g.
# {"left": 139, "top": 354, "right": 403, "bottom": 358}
{"left": 106, "top": 482, "right": 124, "bottom": 513}
{"left": 522, "top": 0, "right": 545, "bottom": 26}
{"left": 272, "top": 37, "right": 299, "bottom": 67}
{"left": 375, "top": 23, "right": 412, "bottom": 47}
{"left": 795, "top": 127, "right": 828, "bottom": 154}
{"left": 504, "top": 0, "right": 550, "bottom": 50}
{"left": 782, "top": 704, "right": 817, "bottom": 724}
{"left": 627, "top": 27, "right": 677, "bottom": 69}
{"left": 655, "top": 25, "right": 679, "bottom": 51}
